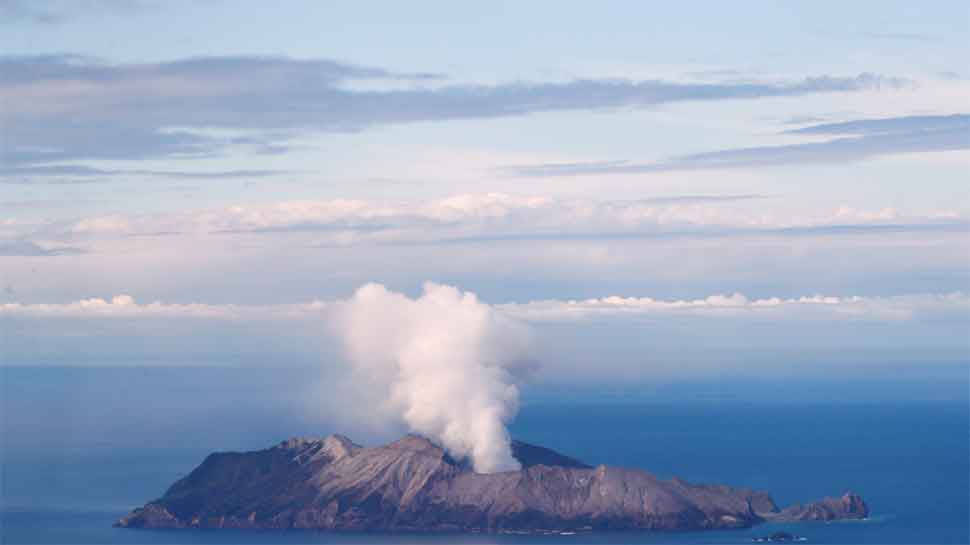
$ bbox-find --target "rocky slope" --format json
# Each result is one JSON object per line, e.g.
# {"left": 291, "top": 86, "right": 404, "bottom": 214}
{"left": 115, "top": 434, "right": 868, "bottom": 532}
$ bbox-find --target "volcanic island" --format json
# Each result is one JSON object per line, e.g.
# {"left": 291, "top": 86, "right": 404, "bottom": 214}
{"left": 115, "top": 434, "right": 868, "bottom": 534}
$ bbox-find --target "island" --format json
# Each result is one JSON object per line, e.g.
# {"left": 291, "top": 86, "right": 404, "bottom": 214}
{"left": 115, "top": 434, "right": 868, "bottom": 532}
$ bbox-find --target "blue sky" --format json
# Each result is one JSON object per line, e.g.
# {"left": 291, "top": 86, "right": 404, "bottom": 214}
{"left": 1, "top": 1, "right": 968, "bottom": 385}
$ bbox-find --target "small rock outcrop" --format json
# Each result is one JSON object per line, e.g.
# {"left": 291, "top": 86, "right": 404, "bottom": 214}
{"left": 752, "top": 531, "right": 805, "bottom": 542}
{"left": 768, "top": 491, "right": 869, "bottom": 521}
{"left": 115, "top": 434, "right": 868, "bottom": 532}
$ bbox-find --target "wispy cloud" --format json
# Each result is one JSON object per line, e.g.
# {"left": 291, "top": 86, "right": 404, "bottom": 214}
{"left": 0, "top": 240, "right": 83, "bottom": 256}
{"left": 499, "top": 291, "right": 970, "bottom": 323}
{"left": 859, "top": 31, "right": 942, "bottom": 42}
{"left": 1, "top": 54, "right": 908, "bottom": 168}
{"left": 0, "top": 164, "right": 293, "bottom": 183}
{"left": 811, "top": 29, "right": 944, "bottom": 44}
{"left": 785, "top": 113, "right": 969, "bottom": 135}
{"left": 7, "top": 291, "right": 965, "bottom": 322}
{"left": 9, "top": 193, "right": 963, "bottom": 252}
{"left": 0, "top": 0, "right": 154, "bottom": 24}
{"left": 505, "top": 114, "right": 969, "bottom": 177}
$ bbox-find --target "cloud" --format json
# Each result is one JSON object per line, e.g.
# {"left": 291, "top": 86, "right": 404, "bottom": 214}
{"left": 810, "top": 29, "right": 944, "bottom": 44}
{"left": 0, "top": 198, "right": 109, "bottom": 209}
{"left": 0, "top": 295, "right": 335, "bottom": 367}
{"left": 859, "top": 31, "right": 941, "bottom": 42}
{"left": 27, "top": 193, "right": 963, "bottom": 246}
{"left": 8, "top": 291, "right": 964, "bottom": 323}
{"left": 1, "top": 54, "right": 907, "bottom": 168}
{"left": 0, "top": 0, "right": 152, "bottom": 24}
{"left": 6, "top": 194, "right": 964, "bottom": 311}
{"left": 0, "top": 294, "right": 327, "bottom": 319}
{"left": 785, "top": 113, "right": 970, "bottom": 135}
{"left": 3, "top": 289, "right": 966, "bottom": 371}
{"left": 505, "top": 114, "right": 970, "bottom": 177}
{"left": 499, "top": 292, "right": 970, "bottom": 323}
{"left": 0, "top": 240, "right": 83, "bottom": 256}
{"left": 633, "top": 194, "right": 769, "bottom": 204}
{"left": 0, "top": 164, "right": 292, "bottom": 182}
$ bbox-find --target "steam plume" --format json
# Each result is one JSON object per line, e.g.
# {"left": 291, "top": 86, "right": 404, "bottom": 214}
{"left": 335, "top": 282, "right": 532, "bottom": 473}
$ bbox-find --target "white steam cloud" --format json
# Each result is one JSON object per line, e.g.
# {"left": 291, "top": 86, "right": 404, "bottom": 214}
{"left": 334, "top": 282, "right": 533, "bottom": 473}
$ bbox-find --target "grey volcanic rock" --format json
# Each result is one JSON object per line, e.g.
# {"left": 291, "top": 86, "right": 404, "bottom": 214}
{"left": 768, "top": 492, "right": 869, "bottom": 521}
{"left": 115, "top": 434, "right": 868, "bottom": 532}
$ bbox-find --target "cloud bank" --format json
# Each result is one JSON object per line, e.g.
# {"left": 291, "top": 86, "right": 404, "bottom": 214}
{"left": 498, "top": 292, "right": 970, "bottom": 323}
{"left": 6, "top": 290, "right": 964, "bottom": 323}
{"left": 1, "top": 53, "right": 906, "bottom": 170}
{"left": 11, "top": 193, "right": 965, "bottom": 251}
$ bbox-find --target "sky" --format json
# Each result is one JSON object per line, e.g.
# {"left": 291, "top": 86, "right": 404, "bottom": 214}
{"left": 1, "top": 0, "right": 968, "bottom": 393}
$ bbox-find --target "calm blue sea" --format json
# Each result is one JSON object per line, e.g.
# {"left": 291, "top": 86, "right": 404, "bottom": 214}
{"left": 2, "top": 367, "right": 968, "bottom": 544}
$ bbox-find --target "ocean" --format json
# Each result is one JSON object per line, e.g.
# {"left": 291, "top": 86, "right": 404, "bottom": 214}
{"left": 2, "top": 367, "right": 968, "bottom": 544}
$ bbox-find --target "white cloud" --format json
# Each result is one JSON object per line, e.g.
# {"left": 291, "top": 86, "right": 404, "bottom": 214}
{"left": 5, "top": 289, "right": 965, "bottom": 328}
{"left": 0, "top": 292, "right": 970, "bottom": 360}
{"left": 4, "top": 194, "right": 966, "bottom": 318}
{"left": 2, "top": 54, "right": 906, "bottom": 166}
{"left": 499, "top": 292, "right": 970, "bottom": 323}
{"left": 0, "top": 295, "right": 329, "bottom": 319}
{"left": 12, "top": 193, "right": 965, "bottom": 249}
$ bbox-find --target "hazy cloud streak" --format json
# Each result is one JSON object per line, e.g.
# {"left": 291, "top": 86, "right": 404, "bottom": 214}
{"left": 505, "top": 114, "right": 970, "bottom": 177}
{"left": 23, "top": 193, "right": 963, "bottom": 247}
{"left": 1, "top": 54, "right": 907, "bottom": 168}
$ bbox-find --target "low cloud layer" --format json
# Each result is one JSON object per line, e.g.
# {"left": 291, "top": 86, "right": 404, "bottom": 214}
{"left": 5, "top": 289, "right": 966, "bottom": 366}
{"left": 6, "top": 290, "right": 965, "bottom": 323}
{"left": 10, "top": 193, "right": 966, "bottom": 251}
{"left": 499, "top": 292, "right": 970, "bottom": 323}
